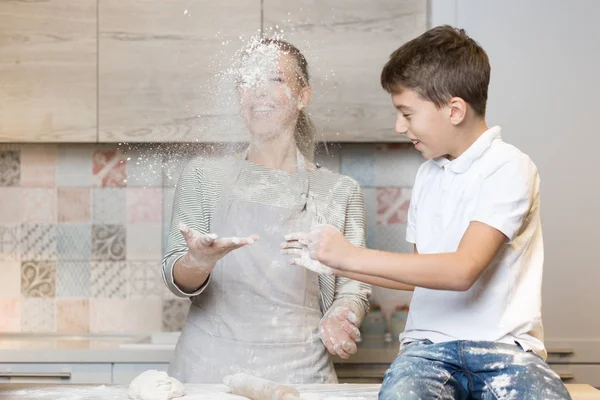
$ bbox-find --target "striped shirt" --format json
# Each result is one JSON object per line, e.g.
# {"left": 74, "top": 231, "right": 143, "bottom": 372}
{"left": 161, "top": 156, "right": 371, "bottom": 320}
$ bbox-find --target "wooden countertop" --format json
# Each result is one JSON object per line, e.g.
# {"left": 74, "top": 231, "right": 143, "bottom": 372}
{"left": 0, "top": 383, "right": 598, "bottom": 400}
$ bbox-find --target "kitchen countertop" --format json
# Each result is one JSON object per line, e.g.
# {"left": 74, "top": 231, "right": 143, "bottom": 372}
{"left": 0, "top": 383, "right": 599, "bottom": 400}
{"left": 0, "top": 333, "right": 173, "bottom": 363}
{"left": 0, "top": 334, "right": 399, "bottom": 364}
{"left": 2, "top": 332, "right": 593, "bottom": 366}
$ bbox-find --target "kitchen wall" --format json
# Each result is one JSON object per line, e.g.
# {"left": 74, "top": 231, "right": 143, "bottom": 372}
{"left": 0, "top": 143, "right": 418, "bottom": 334}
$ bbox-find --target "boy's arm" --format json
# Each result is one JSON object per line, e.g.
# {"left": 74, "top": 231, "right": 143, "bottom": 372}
{"left": 333, "top": 245, "right": 417, "bottom": 291}
{"left": 307, "top": 156, "right": 537, "bottom": 292}
{"left": 331, "top": 222, "right": 506, "bottom": 291}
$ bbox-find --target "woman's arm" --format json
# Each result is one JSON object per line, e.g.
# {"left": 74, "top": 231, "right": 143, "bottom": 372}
{"left": 161, "top": 159, "right": 213, "bottom": 297}
{"left": 329, "top": 181, "right": 371, "bottom": 324}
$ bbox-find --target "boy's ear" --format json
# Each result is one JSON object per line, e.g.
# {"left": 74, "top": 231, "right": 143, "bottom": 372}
{"left": 448, "top": 97, "right": 468, "bottom": 125}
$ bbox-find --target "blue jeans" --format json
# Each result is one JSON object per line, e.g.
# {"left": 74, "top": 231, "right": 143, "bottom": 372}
{"left": 379, "top": 340, "right": 571, "bottom": 400}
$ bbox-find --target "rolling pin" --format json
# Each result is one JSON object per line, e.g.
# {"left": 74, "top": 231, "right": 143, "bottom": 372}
{"left": 223, "top": 373, "right": 303, "bottom": 400}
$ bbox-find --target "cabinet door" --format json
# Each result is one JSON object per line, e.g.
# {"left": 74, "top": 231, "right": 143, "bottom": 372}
{"left": 98, "top": 0, "right": 259, "bottom": 143}
{"left": 0, "top": 1, "right": 97, "bottom": 142}
{"left": 112, "top": 363, "right": 169, "bottom": 384}
{"left": 0, "top": 363, "right": 112, "bottom": 384}
{"left": 262, "top": 0, "right": 427, "bottom": 142}
{"left": 550, "top": 364, "right": 600, "bottom": 388}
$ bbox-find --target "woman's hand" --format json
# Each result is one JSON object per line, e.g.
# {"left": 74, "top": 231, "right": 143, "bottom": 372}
{"left": 318, "top": 305, "right": 361, "bottom": 359}
{"left": 179, "top": 222, "right": 259, "bottom": 272}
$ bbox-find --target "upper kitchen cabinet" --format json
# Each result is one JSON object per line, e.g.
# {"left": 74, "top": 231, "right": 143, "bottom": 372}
{"left": 262, "top": 0, "right": 427, "bottom": 142}
{"left": 98, "top": 0, "right": 259, "bottom": 142}
{"left": 0, "top": 0, "right": 97, "bottom": 142}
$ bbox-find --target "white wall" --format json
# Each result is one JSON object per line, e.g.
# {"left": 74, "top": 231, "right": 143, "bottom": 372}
{"left": 430, "top": 0, "right": 600, "bottom": 340}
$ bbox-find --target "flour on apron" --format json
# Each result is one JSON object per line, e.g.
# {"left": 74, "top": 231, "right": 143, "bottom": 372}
{"left": 169, "top": 150, "right": 336, "bottom": 384}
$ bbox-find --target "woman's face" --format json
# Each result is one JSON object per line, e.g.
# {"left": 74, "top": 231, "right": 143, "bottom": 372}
{"left": 238, "top": 49, "right": 310, "bottom": 141}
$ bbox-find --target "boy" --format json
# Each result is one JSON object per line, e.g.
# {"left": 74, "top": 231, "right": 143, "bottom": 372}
{"left": 282, "top": 26, "right": 571, "bottom": 399}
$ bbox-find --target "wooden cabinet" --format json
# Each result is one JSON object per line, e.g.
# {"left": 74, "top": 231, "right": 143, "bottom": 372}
{"left": 98, "top": 0, "right": 259, "bottom": 143}
{"left": 1, "top": 1, "right": 426, "bottom": 143}
{"left": 0, "top": 0, "right": 97, "bottom": 142}
{"left": 262, "top": 0, "right": 427, "bottom": 142}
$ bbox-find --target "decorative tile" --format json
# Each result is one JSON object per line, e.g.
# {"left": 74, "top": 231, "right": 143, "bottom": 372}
{"left": 23, "top": 188, "right": 57, "bottom": 224}
{"left": 366, "top": 225, "right": 377, "bottom": 250}
{"left": 56, "top": 146, "right": 94, "bottom": 187}
{"left": 0, "top": 144, "right": 22, "bottom": 151}
{"left": 57, "top": 223, "right": 92, "bottom": 261}
{"left": 89, "top": 299, "right": 123, "bottom": 333}
{"left": 124, "top": 297, "right": 162, "bottom": 333}
{"left": 362, "top": 188, "right": 377, "bottom": 249}
{"left": 374, "top": 225, "right": 413, "bottom": 254}
{"left": 162, "top": 280, "right": 180, "bottom": 301}
{"left": 58, "top": 188, "right": 91, "bottom": 223}
{"left": 56, "top": 261, "right": 91, "bottom": 298}
{"left": 127, "top": 188, "right": 162, "bottom": 223}
{"left": 363, "top": 188, "right": 377, "bottom": 226}
{"left": 127, "top": 223, "right": 162, "bottom": 260}
{"left": 0, "top": 151, "right": 20, "bottom": 186}
{"left": 90, "top": 298, "right": 162, "bottom": 333}
{"left": 125, "top": 149, "right": 164, "bottom": 187}
{"left": 92, "top": 224, "right": 126, "bottom": 261}
{"left": 91, "top": 261, "right": 127, "bottom": 298}
{"left": 57, "top": 299, "right": 89, "bottom": 333}
{"left": 92, "top": 188, "right": 126, "bottom": 224}
{"left": 21, "top": 260, "right": 56, "bottom": 297}
{"left": 128, "top": 260, "right": 162, "bottom": 298}
{"left": 162, "top": 299, "right": 190, "bottom": 332}
{"left": 20, "top": 145, "right": 58, "bottom": 187}
{"left": 375, "top": 144, "right": 423, "bottom": 187}
{"left": 92, "top": 149, "right": 127, "bottom": 187}
{"left": 21, "top": 298, "right": 55, "bottom": 332}
{"left": 0, "top": 298, "right": 21, "bottom": 332}
{"left": 0, "top": 261, "right": 21, "bottom": 298}
{"left": 340, "top": 147, "right": 376, "bottom": 187}
{"left": 0, "top": 225, "right": 20, "bottom": 261}
{"left": 0, "top": 188, "right": 23, "bottom": 224}
{"left": 376, "top": 188, "right": 412, "bottom": 225}
{"left": 20, "top": 224, "right": 57, "bottom": 261}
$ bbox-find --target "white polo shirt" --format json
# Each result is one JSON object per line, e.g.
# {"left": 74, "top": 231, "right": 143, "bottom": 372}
{"left": 401, "top": 126, "right": 546, "bottom": 358}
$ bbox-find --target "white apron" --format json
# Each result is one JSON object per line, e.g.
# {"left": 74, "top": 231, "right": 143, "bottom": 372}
{"left": 169, "top": 150, "right": 337, "bottom": 384}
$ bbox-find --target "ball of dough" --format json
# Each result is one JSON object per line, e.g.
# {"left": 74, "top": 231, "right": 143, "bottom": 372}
{"left": 128, "top": 370, "right": 185, "bottom": 400}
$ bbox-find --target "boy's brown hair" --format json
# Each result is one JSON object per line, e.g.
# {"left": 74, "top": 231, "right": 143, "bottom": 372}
{"left": 381, "top": 25, "right": 490, "bottom": 117}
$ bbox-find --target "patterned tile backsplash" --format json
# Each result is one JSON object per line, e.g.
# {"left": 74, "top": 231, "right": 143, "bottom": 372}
{"left": 0, "top": 143, "right": 419, "bottom": 334}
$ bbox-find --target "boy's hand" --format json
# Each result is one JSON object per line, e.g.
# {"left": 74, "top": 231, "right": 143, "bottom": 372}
{"left": 280, "top": 239, "right": 335, "bottom": 275}
{"left": 282, "top": 224, "right": 356, "bottom": 271}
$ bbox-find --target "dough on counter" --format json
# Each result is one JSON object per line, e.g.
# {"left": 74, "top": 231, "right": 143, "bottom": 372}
{"left": 128, "top": 370, "right": 185, "bottom": 400}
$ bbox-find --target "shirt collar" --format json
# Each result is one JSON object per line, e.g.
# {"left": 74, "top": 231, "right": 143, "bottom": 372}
{"left": 432, "top": 126, "right": 502, "bottom": 173}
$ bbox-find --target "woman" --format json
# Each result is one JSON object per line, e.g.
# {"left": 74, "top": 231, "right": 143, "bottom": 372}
{"left": 161, "top": 38, "right": 370, "bottom": 384}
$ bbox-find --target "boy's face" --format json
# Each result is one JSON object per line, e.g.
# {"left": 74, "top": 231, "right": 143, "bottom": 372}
{"left": 391, "top": 88, "right": 454, "bottom": 160}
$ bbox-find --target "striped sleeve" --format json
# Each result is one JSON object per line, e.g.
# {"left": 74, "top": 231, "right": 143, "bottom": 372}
{"left": 161, "top": 158, "right": 214, "bottom": 298}
{"left": 330, "top": 179, "right": 371, "bottom": 325}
